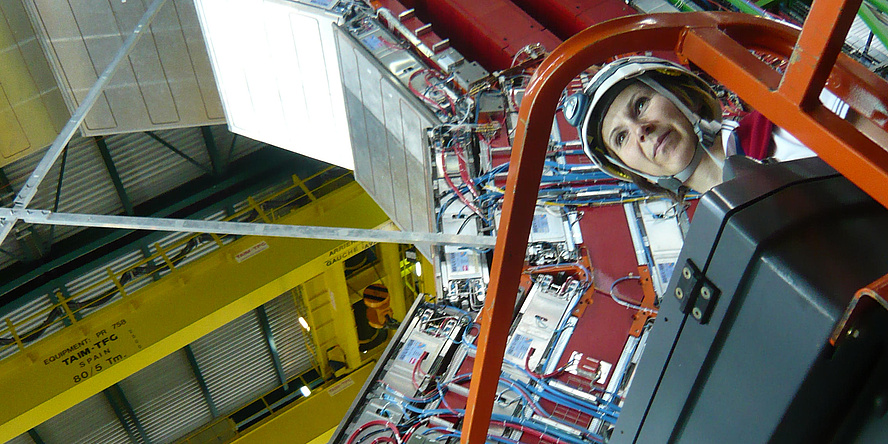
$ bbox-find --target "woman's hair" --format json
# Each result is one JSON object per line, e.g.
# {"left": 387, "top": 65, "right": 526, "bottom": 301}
{"left": 605, "top": 71, "right": 723, "bottom": 200}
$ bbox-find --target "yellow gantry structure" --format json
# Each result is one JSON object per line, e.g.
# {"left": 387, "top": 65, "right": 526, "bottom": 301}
{"left": 0, "top": 180, "right": 422, "bottom": 442}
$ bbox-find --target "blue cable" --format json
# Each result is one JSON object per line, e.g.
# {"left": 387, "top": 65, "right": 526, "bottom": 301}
{"left": 501, "top": 371, "right": 618, "bottom": 422}
{"left": 503, "top": 361, "right": 620, "bottom": 418}
{"left": 490, "top": 413, "right": 598, "bottom": 444}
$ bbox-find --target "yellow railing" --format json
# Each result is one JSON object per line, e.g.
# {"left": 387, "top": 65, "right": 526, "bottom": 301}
{"left": 0, "top": 168, "right": 354, "bottom": 360}
{"left": 175, "top": 361, "right": 379, "bottom": 444}
{"left": 176, "top": 370, "right": 324, "bottom": 444}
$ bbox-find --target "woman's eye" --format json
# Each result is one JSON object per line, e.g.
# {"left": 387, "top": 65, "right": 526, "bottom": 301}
{"left": 634, "top": 97, "right": 648, "bottom": 114}
{"left": 615, "top": 131, "right": 627, "bottom": 147}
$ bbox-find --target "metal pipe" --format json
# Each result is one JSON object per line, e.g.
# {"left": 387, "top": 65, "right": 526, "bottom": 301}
{"left": 376, "top": 8, "right": 436, "bottom": 60}
{"left": 0, "top": 0, "right": 169, "bottom": 246}
{"left": 858, "top": 3, "right": 888, "bottom": 56}
{"left": 865, "top": 0, "right": 888, "bottom": 14}
{"left": 664, "top": 0, "right": 701, "bottom": 12}
{"left": 0, "top": 208, "right": 496, "bottom": 248}
{"left": 721, "top": 0, "right": 770, "bottom": 15}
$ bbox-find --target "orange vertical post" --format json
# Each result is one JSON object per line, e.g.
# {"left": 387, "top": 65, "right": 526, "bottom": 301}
{"left": 779, "top": 0, "right": 861, "bottom": 109}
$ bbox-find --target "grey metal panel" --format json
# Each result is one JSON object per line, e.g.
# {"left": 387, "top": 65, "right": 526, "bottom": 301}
{"left": 34, "top": 393, "right": 131, "bottom": 444}
{"left": 381, "top": 83, "right": 412, "bottom": 228}
{"left": 190, "top": 310, "right": 279, "bottom": 415}
{"left": 191, "top": 0, "right": 352, "bottom": 168}
{"left": 264, "top": 291, "right": 317, "bottom": 379}
{"left": 172, "top": 0, "right": 225, "bottom": 121}
{"left": 0, "top": 0, "right": 59, "bottom": 97}
{"left": 630, "top": 0, "right": 681, "bottom": 13}
{"left": 118, "top": 349, "right": 213, "bottom": 444}
{"left": 0, "top": 0, "right": 69, "bottom": 169}
{"left": 613, "top": 159, "right": 888, "bottom": 443}
{"left": 399, "top": 99, "right": 436, "bottom": 234}
{"left": 335, "top": 26, "right": 437, "bottom": 259}
{"left": 23, "top": 0, "right": 224, "bottom": 136}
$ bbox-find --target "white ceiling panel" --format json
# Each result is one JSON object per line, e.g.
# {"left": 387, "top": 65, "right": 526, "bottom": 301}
{"left": 192, "top": 0, "right": 354, "bottom": 169}
{"left": 23, "top": 0, "right": 225, "bottom": 136}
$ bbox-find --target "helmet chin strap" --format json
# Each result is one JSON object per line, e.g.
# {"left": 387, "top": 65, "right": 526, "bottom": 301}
{"left": 656, "top": 144, "right": 705, "bottom": 192}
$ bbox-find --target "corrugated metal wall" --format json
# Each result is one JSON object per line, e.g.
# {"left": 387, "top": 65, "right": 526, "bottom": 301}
{"left": 0, "top": 125, "right": 265, "bottom": 271}
{"left": 34, "top": 393, "right": 132, "bottom": 444}
{"left": 0, "top": 295, "right": 58, "bottom": 361}
{"left": 189, "top": 310, "right": 279, "bottom": 416}
{"left": 2, "top": 133, "right": 124, "bottom": 249}
{"left": 5, "top": 433, "right": 35, "bottom": 444}
{"left": 265, "top": 290, "right": 317, "bottom": 379}
{"left": 118, "top": 350, "right": 213, "bottom": 443}
{"left": 107, "top": 130, "right": 211, "bottom": 207}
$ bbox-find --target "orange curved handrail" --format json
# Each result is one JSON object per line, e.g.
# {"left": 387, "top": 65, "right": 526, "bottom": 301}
{"left": 462, "top": 5, "right": 888, "bottom": 442}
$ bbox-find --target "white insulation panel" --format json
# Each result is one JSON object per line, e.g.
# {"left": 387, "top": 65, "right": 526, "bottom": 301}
{"left": 192, "top": 0, "right": 353, "bottom": 169}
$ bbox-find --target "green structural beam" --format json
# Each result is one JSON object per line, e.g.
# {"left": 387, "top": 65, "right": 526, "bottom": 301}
{"left": 27, "top": 429, "right": 46, "bottom": 444}
{"left": 145, "top": 131, "right": 212, "bottom": 175}
{"left": 184, "top": 345, "right": 219, "bottom": 418}
{"left": 94, "top": 137, "right": 135, "bottom": 216}
{"left": 104, "top": 384, "right": 150, "bottom": 444}
{"left": 255, "top": 306, "right": 288, "bottom": 390}
{"left": 201, "top": 127, "right": 224, "bottom": 177}
{"left": 46, "top": 147, "right": 69, "bottom": 251}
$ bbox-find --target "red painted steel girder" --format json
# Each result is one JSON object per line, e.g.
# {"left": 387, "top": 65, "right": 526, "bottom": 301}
{"left": 508, "top": 0, "right": 637, "bottom": 40}
{"left": 408, "top": 0, "right": 561, "bottom": 71}
{"left": 463, "top": 7, "right": 888, "bottom": 443}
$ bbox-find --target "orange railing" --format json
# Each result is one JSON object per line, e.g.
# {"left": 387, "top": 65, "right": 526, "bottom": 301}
{"left": 462, "top": 4, "right": 888, "bottom": 442}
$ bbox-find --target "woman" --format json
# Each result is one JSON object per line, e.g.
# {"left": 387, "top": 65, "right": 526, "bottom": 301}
{"left": 562, "top": 56, "right": 835, "bottom": 198}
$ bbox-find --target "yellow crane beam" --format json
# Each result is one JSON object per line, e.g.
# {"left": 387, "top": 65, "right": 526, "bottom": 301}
{"left": 0, "top": 182, "right": 390, "bottom": 442}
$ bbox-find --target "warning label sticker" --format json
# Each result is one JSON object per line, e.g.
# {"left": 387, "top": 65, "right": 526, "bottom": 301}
{"left": 506, "top": 334, "right": 532, "bottom": 359}
{"left": 396, "top": 339, "right": 426, "bottom": 365}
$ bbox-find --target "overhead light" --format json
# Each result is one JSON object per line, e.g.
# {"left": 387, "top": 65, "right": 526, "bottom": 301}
{"left": 300, "top": 386, "right": 311, "bottom": 397}
{"left": 414, "top": 261, "right": 422, "bottom": 277}
{"left": 298, "top": 316, "right": 310, "bottom": 331}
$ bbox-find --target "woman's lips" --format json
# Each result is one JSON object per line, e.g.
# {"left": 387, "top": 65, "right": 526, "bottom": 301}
{"left": 653, "top": 130, "right": 671, "bottom": 158}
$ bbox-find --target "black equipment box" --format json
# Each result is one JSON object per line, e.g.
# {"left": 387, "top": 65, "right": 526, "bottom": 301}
{"left": 612, "top": 157, "right": 888, "bottom": 443}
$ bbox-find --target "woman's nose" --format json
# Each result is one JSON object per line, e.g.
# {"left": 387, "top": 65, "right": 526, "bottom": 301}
{"left": 635, "top": 122, "right": 654, "bottom": 142}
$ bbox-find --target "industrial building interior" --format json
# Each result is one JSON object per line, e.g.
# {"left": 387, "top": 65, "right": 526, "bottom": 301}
{"left": 1, "top": 0, "right": 887, "bottom": 443}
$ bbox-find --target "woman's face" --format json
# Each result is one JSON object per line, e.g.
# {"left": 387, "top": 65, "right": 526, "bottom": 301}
{"left": 600, "top": 82, "right": 698, "bottom": 178}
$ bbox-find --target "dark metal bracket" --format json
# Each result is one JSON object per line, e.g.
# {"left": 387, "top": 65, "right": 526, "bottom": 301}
{"left": 675, "top": 259, "right": 721, "bottom": 324}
